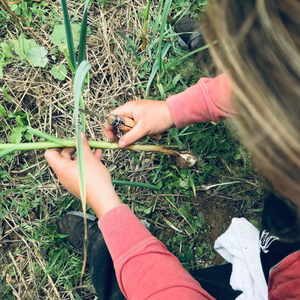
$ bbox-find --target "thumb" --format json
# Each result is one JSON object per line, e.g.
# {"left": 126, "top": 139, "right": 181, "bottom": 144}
{"left": 118, "top": 123, "right": 147, "bottom": 148}
{"left": 44, "top": 149, "right": 66, "bottom": 175}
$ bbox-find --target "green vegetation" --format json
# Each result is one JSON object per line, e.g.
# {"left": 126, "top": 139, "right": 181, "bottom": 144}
{"left": 0, "top": 0, "right": 264, "bottom": 299}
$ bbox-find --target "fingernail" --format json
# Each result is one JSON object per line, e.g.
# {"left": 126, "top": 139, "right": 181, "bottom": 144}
{"left": 81, "top": 132, "right": 86, "bottom": 139}
{"left": 119, "top": 141, "right": 126, "bottom": 148}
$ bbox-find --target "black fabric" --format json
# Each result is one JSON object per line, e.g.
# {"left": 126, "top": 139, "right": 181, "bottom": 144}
{"left": 190, "top": 264, "right": 242, "bottom": 300}
{"left": 260, "top": 192, "right": 300, "bottom": 282}
{"left": 173, "top": 17, "right": 205, "bottom": 51}
{"left": 86, "top": 222, "right": 125, "bottom": 300}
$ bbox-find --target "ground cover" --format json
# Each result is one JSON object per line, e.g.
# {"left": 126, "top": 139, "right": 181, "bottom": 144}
{"left": 0, "top": 0, "right": 264, "bottom": 298}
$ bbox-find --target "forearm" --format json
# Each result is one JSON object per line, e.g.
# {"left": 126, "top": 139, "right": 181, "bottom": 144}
{"left": 99, "top": 205, "right": 215, "bottom": 300}
{"left": 166, "top": 73, "right": 232, "bottom": 128}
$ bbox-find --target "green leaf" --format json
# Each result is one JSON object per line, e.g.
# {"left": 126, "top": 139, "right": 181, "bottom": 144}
{"left": 27, "top": 127, "right": 66, "bottom": 145}
{"left": 25, "top": 131, "right": 32, "bottom": 141}
{"left": 2, "top": 85, "right": 13, "bottom": 103}
{"left": 1, "top": 42, "right": 14, "bottom": 58}
{"left": 59, "top": 0, "right": 77, "bottom": 69}
{"left": 51, "top": 64, "right": 67, "bottom": 80}
{"left": 179, "top": 203, "right": 192, "bottom": 216}
{"left": 196, "top": 212, "right": 205, "bottom": 228}
{"left": 0, "top": 104, "right": 5, "bottom": 117}
{"left": 196, "top": 246, "right": 203, "bottom": 257}
{"left": 145, "top": 43, "right": 171, "bottom": 97}
{"left": 26, "top": 47, "right": 48, "bottom": 67}
{"left": 15, "top": 115, "right": 23, "bottom": 126}
{"left": 136, "top": 206, "right": 153, "bottom": 214}
{"left": 179, "top": 178, "right": 189, "bottom": 189}
{"left": 11, "top": 35, "right": 48, "bottom": 67}
{"left": 73, "top": 60, "right": 91, "bottom": 206}
{"left": 9, "top": 125, "right": 23, "bottom": 143}
{"left": 57, "top": 233, "right": 70, "bottom": 238}
{"left": 158, "top": 0, "right": 172, "bottom": 76}
{"left": 50, "top": 24, "right": 81, "bottom": 52}
{"left": 10, "top": 4, "right": 20, "bottom": 14}
{"left": 78, "top": 0, "right": 91, "bottom": 65}
{"left": 0, "top": 42, "right": 14, "bottom": 73}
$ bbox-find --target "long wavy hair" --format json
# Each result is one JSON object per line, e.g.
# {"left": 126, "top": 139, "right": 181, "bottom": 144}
{"left": 203, "top": 0, "right": 300, "bottom": 238}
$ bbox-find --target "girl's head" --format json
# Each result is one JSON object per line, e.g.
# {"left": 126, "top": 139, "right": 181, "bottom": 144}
{"left": 203, "top": 0, "right": 300, "bottom": 208}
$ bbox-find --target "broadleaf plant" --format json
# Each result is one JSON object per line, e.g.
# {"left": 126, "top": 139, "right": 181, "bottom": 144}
{"left": 11, "top": 34, "right": 49, "bottom": 67}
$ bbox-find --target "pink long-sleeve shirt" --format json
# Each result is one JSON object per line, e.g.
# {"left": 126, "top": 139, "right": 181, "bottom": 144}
{"left": 99, "top": 75, "right": 300, "bottom": 299}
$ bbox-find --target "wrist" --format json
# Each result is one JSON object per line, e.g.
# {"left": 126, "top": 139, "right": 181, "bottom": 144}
{"left": 161, "top": 100, "right": 175, "bottom": 129}
{"left": 88, "top": 188, "right": 123, "bottom": 218}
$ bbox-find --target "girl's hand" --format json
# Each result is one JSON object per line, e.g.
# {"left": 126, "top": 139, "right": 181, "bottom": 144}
{"left": 44, "top": 133, "right": 122, "bottom": 218}
{"left": 103, "top": 100, "right": 174, "bottom": 147}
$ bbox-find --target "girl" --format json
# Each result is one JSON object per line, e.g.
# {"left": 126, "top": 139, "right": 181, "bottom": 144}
{"left": 45, "top": 0, "right": 300, "bottom": 299}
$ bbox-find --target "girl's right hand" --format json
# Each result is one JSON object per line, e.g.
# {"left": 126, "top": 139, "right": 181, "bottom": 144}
{"left": 103, "top": 100, "right": 174, "bottom": 147}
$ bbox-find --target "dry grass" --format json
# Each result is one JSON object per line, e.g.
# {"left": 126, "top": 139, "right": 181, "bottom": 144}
{"left": 0, "top": 0, "right": 264, "bottom": 299}
{"left": 0, "top": 0, "right": 161, "bottom": 298}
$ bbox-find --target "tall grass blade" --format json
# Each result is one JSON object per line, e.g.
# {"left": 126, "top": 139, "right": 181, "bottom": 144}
{"left": 145, "top": 43, "right": 171, "bottom": 97}
{"left": 73, "top": 60, "right": 91, "bottom": 286}
{"left": 118, "top": 32, "right": 139, "bottom": 62}
{"left": 78, "top": 0, "right": 90, "bottom": 65}
{"left": 158, "top": 0, "right": 172, "bottom": 76}
{"left": 142, "top": 0, "right": 151, "bottom": 50}
{"left": 112, "top": 180, "right": 160, "bottom": 190}
{"left": 164, "top": 44, "right": 210, "bottom": 70}
{"left": 145, "top": 0, "right": 171, "bottom": 97}
{"left": 60, "top": 0, "right": 77, "bottom": 70}
{"left": 149, "top": 1, "right": 163, "bottom": 52}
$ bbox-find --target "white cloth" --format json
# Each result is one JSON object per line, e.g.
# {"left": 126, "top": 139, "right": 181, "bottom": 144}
{"left": 214, "top": 218, "right": 268, "bottom": 300}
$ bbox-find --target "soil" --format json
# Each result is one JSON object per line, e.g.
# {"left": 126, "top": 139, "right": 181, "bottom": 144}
{"left": 194, "top": 194, "right": 238, "bottom": 265}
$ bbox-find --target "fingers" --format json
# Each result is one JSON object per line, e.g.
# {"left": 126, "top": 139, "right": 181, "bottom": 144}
{"left": 76, "top": 132, "right": 93, "bottom": 157}
{"left": 79, "top": 133, "right": 103, "bottom": 161}
{"left": 103, "top": 101, "right": 137, "bottom": 142}
{"left": 77, "top": 132, "right": 103, "bottom": 162}
{"left": 103, "top": 121, "right": 118, "bottom": 142}
{"left": 109, "top": 101, "right": 136, "bottom": 119}
{"left": 94, "top": 148, "right": 103, "bottom": 160}
{"left": 44, "top": 148, "right": 66, "bottom": 172}
{"left": 60, "top": 147, "right": 76, "bottom": 159}
{"left": 118, "top": 122, "right": 147, "bottom": 148}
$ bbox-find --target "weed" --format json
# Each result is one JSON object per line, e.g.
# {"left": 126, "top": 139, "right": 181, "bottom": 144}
{"left": 0, "top": 42, "right": 14, "bottom": 77}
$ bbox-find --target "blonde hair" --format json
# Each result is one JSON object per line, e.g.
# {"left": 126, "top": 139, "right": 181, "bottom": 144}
{"left": 203, "top": 0, "right": 300, "bottom": 209}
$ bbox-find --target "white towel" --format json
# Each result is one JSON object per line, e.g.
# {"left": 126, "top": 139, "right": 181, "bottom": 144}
{"left": 214, "top": 218, "right": 267, "bottom": 300}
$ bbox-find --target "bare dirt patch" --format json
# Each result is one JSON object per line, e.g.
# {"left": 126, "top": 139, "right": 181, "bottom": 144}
{"left": 194, "top": 194, "right": 237, "bottom": 265}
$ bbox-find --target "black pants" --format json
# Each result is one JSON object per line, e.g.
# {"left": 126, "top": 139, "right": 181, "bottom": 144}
{"left": 86, "top": 223, "right": 241, "bottom": 300}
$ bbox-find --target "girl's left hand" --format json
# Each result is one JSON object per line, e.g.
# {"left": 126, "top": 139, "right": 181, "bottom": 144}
{"left": 44, "top": 133, "right": 122, "bottom": 218}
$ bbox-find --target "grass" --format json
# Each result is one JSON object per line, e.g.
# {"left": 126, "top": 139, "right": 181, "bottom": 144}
{"left": 0, "top": 0, "right": 264, "bottom": 299}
